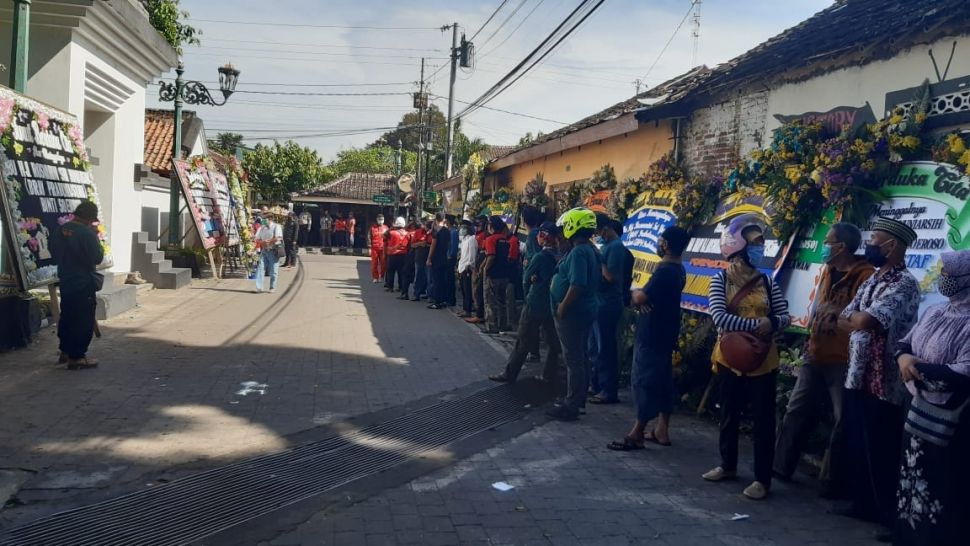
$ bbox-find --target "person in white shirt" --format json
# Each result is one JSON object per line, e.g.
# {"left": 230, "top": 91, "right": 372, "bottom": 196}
{"left": 457, "top": 220, "right": 479, "bottom": 317}
{"left": 298, "top": 209, "right": 312, "bottom": 247}
{"left": 254, "top": 210, "right": 284, "bottom": 293}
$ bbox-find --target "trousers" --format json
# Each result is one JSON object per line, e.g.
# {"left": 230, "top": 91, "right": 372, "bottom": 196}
{"left": 504, "top": 306, "right": 560, "bottom": 381}
{"left": 556, "top": 316, "right": 594, "bottom": 411}
{"left": 386, "top": 254, "right": 407, "bottom": 291}
{"left": 484, "top": 276, "right": 509, "bottom": 332}
{"left": 431, "top": 264, "right": 449, "bottom": 304}
{"left": 589, "top": 302, "right": 622, "bottom": 400}
{"left": 320, "top": 229, "right": 332, "bottom": 247}
{"left": 370, "top": 247, "right": 386, "bottom": 280}
{"left": 58, "top": 289, "right": 97, "bottom": 359}
{"left": 717, "top": 365, "right": 777, "bottom": 487}
{"left": 843, "top": 388, "right": 903, "bottom": 525}
{"left": 460, "top": 270, "right": 474, "bottom": 313}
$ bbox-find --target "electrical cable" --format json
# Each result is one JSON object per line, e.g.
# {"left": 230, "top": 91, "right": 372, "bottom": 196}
{"left": 469, "top": 0, "right": 511, "bottom": 41}
{"left": 641, "top": 2, "right": 695, "bottom": 83}
{"left": 201, "top": 37, "right": 444, "bottom": 53}
{"left": 429, "top": 94, "right": 564, "bottom": 124}
{"left": 191, "top": 18, "right": 441, "bottom": 30}
{"left": 479, "top": 0, "right": 547, "bottom": 58}
{"left": 195, "top": 44, "right": 448, "bottom": 61}
{"left": 232, "top": 90, "right": 413, "bottom": 97}
{"left": 477, "top": 0, "right": 530, "bottom": 51}
{"left": 153, "top": 79, "right": 413, "bottom": 88}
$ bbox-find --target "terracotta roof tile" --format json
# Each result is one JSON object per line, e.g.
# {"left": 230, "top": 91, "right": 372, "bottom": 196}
{"left": 143, "top": 108, "right": 197, "bottom": 175}
{"left": 295, "top": 172, "right": 398, "bottom": 202}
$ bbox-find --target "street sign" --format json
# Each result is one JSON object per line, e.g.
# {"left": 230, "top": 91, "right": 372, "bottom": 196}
{"left": 422, "top": 191, "right": 439, "bottom": 201}
{"left": 372, "top": 194, "right": 394, "bottom": 204}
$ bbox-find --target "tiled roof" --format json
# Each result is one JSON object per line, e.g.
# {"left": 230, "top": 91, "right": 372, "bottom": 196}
{"left": 432, "top": 145, "right": 523, "bottom": 190}
{"left": 490, "top": 66, "right": 712, "bottom": 162}
{"left": 653, "top": 0, "right": 970, "bottom": 106}
{"left": 143, "top": 108, "right": 198, "bottom": 174}
{"left": 295, "top": 172, "right": 398, "bottom": 202}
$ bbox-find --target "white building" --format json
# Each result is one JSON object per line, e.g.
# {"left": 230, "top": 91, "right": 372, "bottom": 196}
{"left": 0, "top": 0, "right": 178, "bottom": 274}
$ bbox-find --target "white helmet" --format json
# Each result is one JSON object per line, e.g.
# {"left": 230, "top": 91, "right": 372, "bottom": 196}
{"left": 393, "top": 217, "right": 406, "bottom": 228}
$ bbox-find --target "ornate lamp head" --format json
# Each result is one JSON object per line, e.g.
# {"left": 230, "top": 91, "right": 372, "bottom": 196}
{"left": 218, "top": 63, "right": 240, "bottom": 99}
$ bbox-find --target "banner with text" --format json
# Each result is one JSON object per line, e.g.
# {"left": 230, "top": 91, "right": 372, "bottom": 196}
{"left": 173, "top": 159, "right": 227, "bottom": 250}
{"left": 621, "top": 189, "right": 677, "bottom": 289}
{"left": 0, "top": 87, "right": 113, "bottom": 290}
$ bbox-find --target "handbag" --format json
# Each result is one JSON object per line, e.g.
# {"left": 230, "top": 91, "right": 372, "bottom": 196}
{"left": 905, "top": 389, "right": 969, "bottom": 447}
{"left": 274, "top": 244, "right": 286, "bottom": 259}
{"left": 718, "top": 274, "right": 771, "bottom": 374}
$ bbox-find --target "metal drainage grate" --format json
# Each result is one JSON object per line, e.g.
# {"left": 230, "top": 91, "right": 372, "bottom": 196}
{"left": 1, "top": 386, "right": 527, "bottom": 546}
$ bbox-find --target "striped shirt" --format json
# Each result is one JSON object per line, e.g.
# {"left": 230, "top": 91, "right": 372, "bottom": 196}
{"left": 709, "top": 271, "right": 790, "bottom": 333}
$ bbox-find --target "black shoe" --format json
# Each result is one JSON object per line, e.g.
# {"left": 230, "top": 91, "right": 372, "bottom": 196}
{"left": 489, "top": 373, "right": 513, "bottom": 383}
{"left": 427, "top": 303, "right": 444, "bottom": 309}
{"left": 397, "top": 294, "right": 409, "bottom": 300}
{"left": 546, "top": 405, "right": 579, "bottom": 421}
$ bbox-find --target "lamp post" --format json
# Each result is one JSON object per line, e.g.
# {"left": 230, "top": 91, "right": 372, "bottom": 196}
{"left": 157, "top": 61, "right": 240, "bottom": 247}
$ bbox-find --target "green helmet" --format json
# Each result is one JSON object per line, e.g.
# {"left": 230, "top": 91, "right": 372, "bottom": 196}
{"left": 556, "top": 207, "right": 597, "bottom": 240}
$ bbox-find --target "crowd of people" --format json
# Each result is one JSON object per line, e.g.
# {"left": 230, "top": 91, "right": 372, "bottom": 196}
{"left": 237, "top": 199, "right": 969, "bottom": 544}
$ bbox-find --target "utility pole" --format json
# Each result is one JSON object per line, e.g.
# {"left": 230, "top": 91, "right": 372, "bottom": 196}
{"left": 691, "top": 0, "right": 702, "bottom": 68}
{"left": 169, "top": 62, "right": 185, "bottom": 247}
{"left": 634, "top": 78, "right": 643, "bottom": 96}
{"left": 9, "top": 0, "right": 31, "bottom": 92}
{"left": 415, "top": 58, "right": 427, "bottom": 218}
{"left": 444, "top": 22, "right": 459, "bottom": 179}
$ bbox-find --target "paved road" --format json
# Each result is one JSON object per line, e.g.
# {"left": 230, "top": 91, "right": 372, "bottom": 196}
{"left": 0, "top": 253, "right": 878, "bottom": 544}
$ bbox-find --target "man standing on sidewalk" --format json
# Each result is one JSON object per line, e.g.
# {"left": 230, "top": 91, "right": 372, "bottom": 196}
{"left": 548, "top": 208, "right": 600, "bottom": 421}
{"left": 297, "top": 208, "right": 311, "bottom": 247}
{"left": 53, "top": 201, "right": 104, "bottom": 370}
{"left": 838, "top": 217, "right": 920, "bottom": 528}
{"left": 426, "top": 213, "right": 451, "bottom": 309}
{"left": 482, "top": 216, "right": 514, "bottom": 334}
{"left": 773, "top": 223, "right": 873, "bottom": 495}
{"left": 466, "top": 215, "right": 489, "bottom": 324}
{"left": 319, "top": 211, "right": 333, "bottom": 248}
{"left": 385, "top": 217, "right": 410, "bottom": 294}
{"left": 457, "top": 220, "right": 478, "bottom": 317}
{"left": 588, "top": 214, "right": 633, "bottom": 405}
{"left": 368, "top": 214, "right": 389, "bottom": 283}
{"left": 489, "top": 221, "right": 561, "bottom": 384}
{"left": 348, "top": 212, "right": 357, "bottom": 249}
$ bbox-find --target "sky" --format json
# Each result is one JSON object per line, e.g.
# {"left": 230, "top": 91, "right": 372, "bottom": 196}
{"left": 147, "top": 0, "right": 834, "bottom": 162}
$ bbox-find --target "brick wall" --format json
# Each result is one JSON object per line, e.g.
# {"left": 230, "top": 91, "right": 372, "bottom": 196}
{"left": 682, "top": 90, "right": 769, "bottom": 179}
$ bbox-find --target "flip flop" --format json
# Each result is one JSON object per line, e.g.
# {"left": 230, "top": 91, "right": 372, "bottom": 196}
{"left": 643, "top": 430, "right": 672, "bottom": 447}
{"left": 607, "top": 437, "right": 645, "bottom": 451}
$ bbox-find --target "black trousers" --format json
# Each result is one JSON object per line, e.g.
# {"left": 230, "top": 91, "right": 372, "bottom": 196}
{"left": 401, "top": 251, "right": 415, "bottom": 296}
{"left": 58, "top": 289, "right": 97, "bottom": 359}
{"left": 431, "top": 264, "right": 449, "bottom": 304}
{"left": 297, "top": 225, "right": 308, "bottom": 247}
{"left": 460, "top": 270, "right": 473, "bottom": 313}
{"left": 717, "top": 365, "right": 777, "bottom": 487}
{"left": 843, "top": 388, "right": 903, "bottom": 526}
{"left": 284, "top": 241, "right": 297, "bottom": 266}
{"left": 446, "top": 257, "right": 457, "bottom": 306}
{"left": 504, "top": 306, "right": 560, "bottom": 381}
{"left": 386, "top": 254, "right": 407, "bottom": 291}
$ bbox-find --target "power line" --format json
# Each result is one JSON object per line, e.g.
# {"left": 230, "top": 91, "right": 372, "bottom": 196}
{"left": 186, "top": 51, "right": 430, "bottom": 67}
{"left": 479, "top": 0, "right": 547, "bottom": 58}
{"left": 191, "top": 18, "right": 441, "bottom": 30}
{"left": 477, "top": 0, "right": 530, "bottom": 51}
{"left": 201, "top": 37, "right": 444, "bottom": 53}
{"left": 641, "top": 2, "right": 695, "bottom": 83}
{"left": 195, "top": 44, "right": 448, "bottom": 61}
{"left": 469, "top": 0, "right": 511, "bottom": 41}
{"left": 233, "top": 90, "right": 413, "bottom": 97}
{"left": 154, "top": 79, "right": 413, "bottom": 88}
{"left": 430, "top": 94, "right": 565, "bottom": 124}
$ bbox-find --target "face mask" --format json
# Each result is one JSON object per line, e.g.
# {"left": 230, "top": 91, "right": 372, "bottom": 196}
{"left": 864, "top": 242, "right": 889, "bottom": 267}
{"left": 592, "top": 235, "right": 604, "bottom": 246}
{"left": 377, "top": 219, "right": 384, "bottom": 225}
{"left": 460, "top": 228, "right": 469, "bottom": 236}
{"left": 820, "top": 243, "right": 841, "bottom": 264}
{"left": 939, "top": 273, "right": 970, "bottom": 297}
{"left": 746, "top": 245, "right": 765, "bottom": 265}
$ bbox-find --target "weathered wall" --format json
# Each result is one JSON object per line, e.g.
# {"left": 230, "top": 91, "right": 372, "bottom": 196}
{"left": 495, "top": 120, "right": 674, "bottom": 193}
{"left": 682, "top": 91, "right": 768, "bottom": 179}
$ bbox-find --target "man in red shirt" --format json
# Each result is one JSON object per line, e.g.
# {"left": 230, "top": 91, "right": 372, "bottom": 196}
{"left": 481, "top": 215, "right": 519, "bottom": 334}
{"left": 384, "top": 217, "right": 410, "bottom": 294}
{"left": 368, "top": 214, "right": 389, "bottom": 283}
{"left": 334, "top": 213, "right": 348, "bottom": 247}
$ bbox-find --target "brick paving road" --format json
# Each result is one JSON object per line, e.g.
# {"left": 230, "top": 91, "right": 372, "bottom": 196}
{"left": 0, "top": 253, "right": 507, "bottom": 526}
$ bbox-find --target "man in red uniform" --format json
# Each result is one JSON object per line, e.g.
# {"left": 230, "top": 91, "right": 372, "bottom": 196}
{"left": 334, "top": 213, "right": 348, "bottom": 247}
{"left": 385, "top": 217, "right": 410, "bottom": 293}
{"left": 369, "top": 214, "right": 389, "bottom": 283}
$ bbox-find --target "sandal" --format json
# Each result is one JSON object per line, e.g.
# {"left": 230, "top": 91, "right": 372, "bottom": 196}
{"left": 607, "top": 437, "right": 644, "bottom": 451}
{"left": 643, "top": 430, "right": 672, "bottom": 447}
{"left": 588, "top": 394, "right": 619, "bottom": 405}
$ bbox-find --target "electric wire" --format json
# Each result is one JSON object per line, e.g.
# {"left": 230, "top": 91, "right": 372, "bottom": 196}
{"left": 478, "top": 0, "right": 547, "bottom": 58}
{"left": 191, "top": 18, "right": 441, "bottom": 30}
{"left": 477, "top": 0, "right": 530, "bottom": 51}
{"left": 201, "top": 37, "right": 444, "bottom": 53}
{"left": 469, "top": 0, "right": 511, "bottom": 41}
{"left": 641, "top": 1, "right": 695, "bottom": 83}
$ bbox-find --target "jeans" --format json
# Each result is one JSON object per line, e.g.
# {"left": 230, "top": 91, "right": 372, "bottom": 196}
{"left": 504, "top": 281, "right": 518, "bottom": 330}
{"left": 414, "top": 248, "right": 429, "bottom": 298}
{"left": 717, "top": 365, "right": 777, "bottom": 487}
{"left": 773, "top": 362, "right": 848, "bottom": 483}
{"left": 298, "top": 225, "right": 308, "bottom": 247}
{"left": 589, "top": 303, "right": 622, "bottom": 400}
{"left": 320, "top": 229, "right": 332, "bottom": 247}
{"left": 484, "top": 276, "right": 509, "bottom": 332}
{"left": 255, "top": 250, "right": 280, "bottom": 291}
{"left": 504, "top": 306, "right": 560, "bottom": 381}
{"left": 402, "top": 251, "right": 415, "bottom": 296}
{"left": 58, "top": 289, "right": 97, "bottom": 359}
{"left": 386, "top": 254, "right": 407, "bottom": 291}
{"left": 556, "top": 315, "right": 594, "bottom": 411}
{"left": 431, "top": 264, "right": 449, "bottom": 304}
{"left": 460, "top": 270, "right": 474, "bottom": 313}
{"left": 446, "top": 257, "right": 457, "bottom": 306}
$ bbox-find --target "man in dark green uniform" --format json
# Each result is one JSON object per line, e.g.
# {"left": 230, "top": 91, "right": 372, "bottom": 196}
{"left": 54, "top": 201, "right": 104, "bottom": 370}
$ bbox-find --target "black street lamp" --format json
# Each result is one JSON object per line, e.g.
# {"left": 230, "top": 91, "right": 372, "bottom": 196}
{"left": 157, "top": 61, "right": 241, "bottom": 246}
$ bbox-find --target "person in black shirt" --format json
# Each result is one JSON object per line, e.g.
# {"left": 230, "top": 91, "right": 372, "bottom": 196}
{"left": 608, "top": 226, "right": 690, "bottom": 450}
{"left": 427, "top": 213, "right": 452, "bottom": 309}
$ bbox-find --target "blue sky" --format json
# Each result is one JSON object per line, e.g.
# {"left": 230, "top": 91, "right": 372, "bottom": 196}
{"left": 150, "top": 0, "right": 833, "bottom": 160}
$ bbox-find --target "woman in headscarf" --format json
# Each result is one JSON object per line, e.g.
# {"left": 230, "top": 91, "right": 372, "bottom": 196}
{"left": 702, "top": 214, "right": 790, "bottom": 500}
{"left": 893, "top": 250, "right": 970, "bottom": 546}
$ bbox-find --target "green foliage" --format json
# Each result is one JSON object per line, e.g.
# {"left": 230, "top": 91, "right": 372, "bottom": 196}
{"left": 208, "top": 132, "right": 244, "bottom": 156}
{"left": 372, "top": 107, "right": 481, "bottom": 184}
{"left": 242, "top": 141, "right": 327, "bottom": 201}
{"left": 330, "top": 146, "right": 416, "bottom": 177}
{"left": 517, "top": 132, "right": 543, "bottom": 147}
{"left": 143, "top": 0, "right": 200, "bottom": 54}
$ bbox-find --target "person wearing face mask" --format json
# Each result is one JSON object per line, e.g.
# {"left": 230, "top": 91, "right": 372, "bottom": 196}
{"left": 369, "top": 215, "right": 389, "bottom": 283}
{"left": 457, "top": 220, "right": 478, "bottom": 317}
{"left": 837, "top": 216, "right": 920, "bottom": 531}
{"left": 773, "top": 222, "right": 873, "bottom": 496}
{"left": 702, "top": 214, "right": 791, "bottom": 501}
{"left": 892, "top": 250, "right": 970, "bottom": 546}
{"left": 607, "top": 226, "right": 689, "bottom": 451}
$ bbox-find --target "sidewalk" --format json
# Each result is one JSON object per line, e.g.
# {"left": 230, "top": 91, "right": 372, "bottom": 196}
{"left": 0, "top": 254, "right": 508, "bottom": 527}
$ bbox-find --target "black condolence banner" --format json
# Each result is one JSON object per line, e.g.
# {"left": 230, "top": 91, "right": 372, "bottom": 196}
{"left": 0, "top": 86, "right": 112, "bottom": 291}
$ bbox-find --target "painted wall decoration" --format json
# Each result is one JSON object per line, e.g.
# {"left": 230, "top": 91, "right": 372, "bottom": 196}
{"left": 782, "top": 160, "right": 970, "bottom": 330}
{"left": 173, "top": 159, "right": 227, "bottom": 250}
{"left": 0, "top": 87, "right": 112, "bottom": 291}
{"left": 621, "top": 189, "right": 677, "bottom": 289}
{"left": 679, "top": 190, "right": 791, "bottom": 313}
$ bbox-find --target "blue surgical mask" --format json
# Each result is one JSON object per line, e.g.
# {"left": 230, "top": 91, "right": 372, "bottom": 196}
{"left": 592, "top": 235, "right": 604, "bottom": 246}
{"left": 746, "top": 245, "right": 765, "bottom": 265}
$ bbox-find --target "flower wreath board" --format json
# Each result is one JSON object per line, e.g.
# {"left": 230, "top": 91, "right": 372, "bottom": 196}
{"left": 0, "top": 86, "right": 113, "bottom": 293}
{"left": 172, "top": 159, "right": 229, "bottom": 251}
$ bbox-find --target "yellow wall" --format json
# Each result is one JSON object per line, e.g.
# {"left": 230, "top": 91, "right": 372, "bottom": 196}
{"left": 496, "top": 120, "right": 673, "bottom": 193}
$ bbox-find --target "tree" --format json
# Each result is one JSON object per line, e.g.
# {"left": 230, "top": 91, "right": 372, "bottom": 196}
{"left": 144, "top": 0, "right": 200, "bottom": 54}
{"left": 329, "top": 146, "right": 417, "bottom": 177}
{"left": 242, "top": 141, "right": 328, "bottom": 201}
{"left": 208, "top": 132, "right": 244, "bottom": 156}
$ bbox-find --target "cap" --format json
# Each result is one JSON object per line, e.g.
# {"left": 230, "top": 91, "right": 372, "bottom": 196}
{"left": 871, "top": 217, "right": 917, "bottom": 246}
